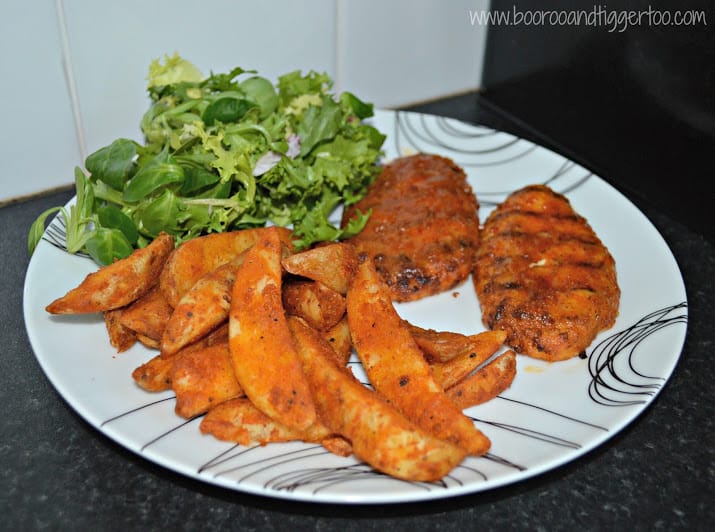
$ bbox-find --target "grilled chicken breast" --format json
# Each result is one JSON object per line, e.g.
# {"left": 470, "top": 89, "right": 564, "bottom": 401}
{"left": 474, "top": 185, "right": 619, "bottom": 361}
{"left": 342, "top": 154, "right": 480, "bottom": 302}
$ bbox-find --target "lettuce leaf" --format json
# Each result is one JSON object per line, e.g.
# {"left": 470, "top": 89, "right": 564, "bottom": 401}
{"left": 29, "top": 54, "right": 384, "bottom": 261}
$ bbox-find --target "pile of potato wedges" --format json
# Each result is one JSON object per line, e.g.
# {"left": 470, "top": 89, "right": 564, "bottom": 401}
{"left": 46, "top": 227, "right": 516, "bottom": 482}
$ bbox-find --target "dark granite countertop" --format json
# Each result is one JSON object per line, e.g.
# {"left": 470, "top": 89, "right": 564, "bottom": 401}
{"left": 2, "top": 95, "right": 713, "bottom": 531}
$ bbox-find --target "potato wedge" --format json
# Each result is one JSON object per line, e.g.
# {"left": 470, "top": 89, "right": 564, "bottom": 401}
{"left": 322, "top": 317, "right": 352, "bottom": 367}
{"left": 132, "top": 352, "right": 176, "bottom": 392}
{"left": 229, "top": 227, "right": 316, "bottom": 431}
{"left": 430, "top": 331, "right": 506, "bottom": 389}
{"left": 131, "top": 325, "right": 226, "bottom": 392}
{"left": 103, "top": 308, "right": 136, "bottom": 352}
{"left": 406, "top": 322, "right": 507, "bottom": 364}
{"left": 46, "top": 232, "right": 174, "bottom": 314}
{"left": 136, "top": 334, "right": 160, "bottom": 350}
{"left": 199, "top": 397, "right": 332, "bottom": 446}
{"left": 281, "top": 242, "right": 357, "bottom": 294}
{"left": 282, "top": 279, "right": 346, "bottom": 331}
{"left": 347, "top": 258, "right": 490, "bottom": 456}
{"left": 446, "top": 350, "right": 517, "bottom": 410}
{"left": 119, "top": 287, "right": 173, "bottom": 341}
{"left": 161, "top": 261, "right": 239, "bottom": 356}
{"left": 405, "top": 323, "right": 469, "bottom": 363}
{"left": 203, "top": 321, "right": 230, "bottom": 346}
{"left": 320, "top": 436, "right": 353, "bottom": 457}
{"left": 289, "top": 316, "right": 466, "bottom": 481}
{"left": 159, "top": 227, "right": 293, "bottom": 308}
{"left": 171, "top": 342, "right": 243, "bottom": 418}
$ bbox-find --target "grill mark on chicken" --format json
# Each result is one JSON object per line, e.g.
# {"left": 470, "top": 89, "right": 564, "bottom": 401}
{"left": 342, "top": 154, "right": 480, "bottom": 302}
{"left": 489, "top": 229, "right": 600, "bottom": 246}
{"left": 474, "top": 185, "right": 619, "bottom": 362}
{"left": 488, "top": 210, "right": 582, "bottom": 225}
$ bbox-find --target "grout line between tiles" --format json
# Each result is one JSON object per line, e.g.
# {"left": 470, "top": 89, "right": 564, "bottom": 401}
{"left": 334, "top": 0, "right": 346, "bottom": 95}
{"left": 56, "top": 0, "right": 87, "bottom": 162}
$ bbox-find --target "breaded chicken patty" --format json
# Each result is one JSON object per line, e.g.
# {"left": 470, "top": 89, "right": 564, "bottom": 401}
{"left": 474, "top": 185, "right": 619, "bottom": 361}
{"left": 342, "top": 154, "right": 480, "bottom": 302}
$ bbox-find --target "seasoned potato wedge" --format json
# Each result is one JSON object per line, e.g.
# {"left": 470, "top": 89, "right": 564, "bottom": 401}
{"left": 446, "top": 350, "right": 517, "bottom": 410}
{"left": 347, "top": 258, "right": 490, "bottom": 456}
{"left": 171, "top": 343, "right": 243, "bottom": 418}
{"left": 281, "top": 242, "right": 357, "bottom": 294}
{"left": 132, "top": 324, "right": 228, "bottom": 392}
{"left": 202, "top": 321, "right": 230, "bottom": 346}
{"left": 320, "top": 436, "right": 353, "bottom": 457}
{"left": 132, "top": 352, "right": 176, "bottom": 392}
{"left": 119, "top": 287, "right": 173, "bottom": 341}
{"left": 321, "top": 317, "right": 352, "bottom": 367}
{"left": 282, "top": 279, "right": 346, "bottom": 331}
{"left": 103, "top": 308, "right": 136, "bottom": 352}
{"left": 406, "top": 322, "right": 507, "bottom": 364}
{"left": 161, "top": 261, "right": 239, "bottom": 356}
{"left": 46, "top": 232, "right": 174, "bottom": 314}
{"left": 199, "top": 397, "right": 332, "bottom": 446}
{"left": 429, "top": 331, "right": 506, "bottom": 389}
{"left": 229, "top": 227, "right": 316, "bottom": 431}
{"left": 136, "top": 334, "right": 160, "bottom": 349}
{"left": 289, "top": 316, "right": 466, "bottom": 481}
{"left": 159, "top": 227, "right": 293, "bottom": 308}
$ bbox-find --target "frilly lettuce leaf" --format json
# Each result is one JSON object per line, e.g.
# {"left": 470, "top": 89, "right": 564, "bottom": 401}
{"left": 147, "top": 53, "right": 203, "bottom": 89}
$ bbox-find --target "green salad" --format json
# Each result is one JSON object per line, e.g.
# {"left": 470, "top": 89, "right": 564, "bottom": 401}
{"left": 28, "top": 53, "right": 385, "bottom": 265}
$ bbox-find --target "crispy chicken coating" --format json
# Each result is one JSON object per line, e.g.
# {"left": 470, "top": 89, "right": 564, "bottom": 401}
{"left": 342, "top": 154, "right": 480, "bottom": 302}
{"left": 474, "top": 185, "right": 620, "bottom": 361}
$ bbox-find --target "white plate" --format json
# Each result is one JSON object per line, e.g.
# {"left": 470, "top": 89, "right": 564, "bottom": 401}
{"left": 23, "top": 110, "right": 688, "bottom": 504}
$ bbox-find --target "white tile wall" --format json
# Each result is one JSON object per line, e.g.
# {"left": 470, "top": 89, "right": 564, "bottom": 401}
{"left": 0, "top": 0, "right": 489, "bottom": 202}
{"left": 336, "top": 0, "right": 489, "bottom": 108}
{"left": 0, "top": 0, "right": 82, "bottom": 201}
{"left": 62, "top": 0, "right": 338, "bottom": 157}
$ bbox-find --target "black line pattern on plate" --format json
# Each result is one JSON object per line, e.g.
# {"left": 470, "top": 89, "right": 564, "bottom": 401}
{"left": 470, "top": 159, "right": 581, "bottom": 204}
{"left": 264, "top": 461, "right": 457, "bottom": 495}
{"left": 391, "top": 111, "right": 592, "bottom": 205}
{"left": 471, "top": 414, "right": 581, "bottom": 450}
{"left": 587, "top": 302, "right": 688, "bottom": 406}
{"left": 199, "top": 441, "right": 489, "bottom": 495}
{"left": 198, "top": 443, "right": 243, "bottom": 473}
{"left": 495, "top": 396, "right": 608, "bottom": 432}
{"left": 267, "top": 464, "right": 400, "bottom": 494}
{"left": 201, "top": 444, "right": 446, "bottom": 495}
{"left": 481, "top": 452, "right": 526, "bottom": 473}
{"left": 394, "top": 111, "right": 538, "bottom": 164}
{"left": 41, "top": 212, "right": 89, "bottom": 257}
{"left": 232, "top": 446, "right": 331, "bottom": 483}
{"left": 139, "top": 417, "right": 198, "bottom": 452}
{"left": 100, "top": 395, "right": 200, "bottom": 452}
{"left": 204, "top": 443, "right": 380, "bottom": 486}
{"left": 414, "top": 113, "right": 522, "bottom": 154}
{"left": 432, "top": 115, "right": 500, "bottom": 140}
{"left": 477, "top": 167, "right": 594, "bottom": 207}
{"left": 540, "top": 159, "right": 594, "bottom": 196}
{"left": 100, "top": 395, "right": 176, "bottom": 427}
{"left": 43, "top": 213, "right": 68, "bottom": 250}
